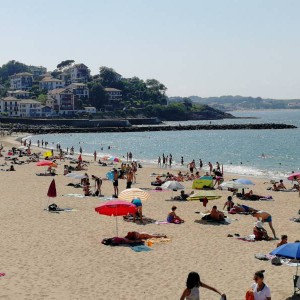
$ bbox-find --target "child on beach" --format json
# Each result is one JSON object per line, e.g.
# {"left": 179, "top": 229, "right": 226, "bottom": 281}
{"left": 167, "top": 206, "right": 184, "bottom": 223}
{"left": 180, "top": 271, "right": 226, "bottom": 300}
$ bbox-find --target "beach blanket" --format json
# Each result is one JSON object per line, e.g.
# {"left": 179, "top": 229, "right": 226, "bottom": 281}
{"left": 130, "top": 245, "right": 152, "bottom": 252}
{"left": 155, "top": 221, "right": 170, "bottom": 225}
{"left": 44, "top": 208, "right": 78, "bottom": 213}
{"left": 0, "top": 273, "right": 5, "bottom": 277}
{"left": 123, "top": 216, "right": 156, "bottom": 224}
{"left": 195, "top": 219, "right": 231, "bottom": 225}
{"left": 36, "top": 173, "right": 56, "bottom": 176}
{"left": 290, "top": 217, "right": 300, "bottom": 223}
{"left": 147, "top": 237, "right": 171, "bottom": 244}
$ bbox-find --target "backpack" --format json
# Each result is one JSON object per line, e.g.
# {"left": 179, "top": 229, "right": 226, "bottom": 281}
{"left": 271, "top": 256, "right": 282, "bottom": 265}
{"left": 48, "top": 203, "right": 58, "bottom": 211}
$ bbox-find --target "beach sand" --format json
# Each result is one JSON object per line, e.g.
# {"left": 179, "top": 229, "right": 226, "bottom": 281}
{"left": 0, "top": 133, "right": 299, "bottom": 299}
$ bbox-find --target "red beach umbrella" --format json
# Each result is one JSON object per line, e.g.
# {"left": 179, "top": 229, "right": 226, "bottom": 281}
{"left": 95, "top": 200, "right": 137, "bottom": 235}
{"left": 78, "top": 154, "right": 82, "bottom": 162}
{"left": 47, "top": 179, "right": 57, "bottom": 198}
{"left": 287, "top": 172, "right": 300, "bottom": 181}
{"left": 36, "top": 160, "right": 57, "bottom": 167}
{"left": 95, "top": 200, "right": 137, "bottom": 216}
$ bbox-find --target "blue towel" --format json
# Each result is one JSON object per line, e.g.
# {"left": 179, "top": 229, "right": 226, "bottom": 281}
{"left": 130, "top": 245, "right": 152, "bottom": 252}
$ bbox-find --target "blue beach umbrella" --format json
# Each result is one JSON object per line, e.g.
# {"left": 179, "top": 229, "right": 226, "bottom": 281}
{"left": 235, "top": 178, "right": 255, "bottom": 185}
{"left": 270, "top": 243, "right": 300, "bottom": 275}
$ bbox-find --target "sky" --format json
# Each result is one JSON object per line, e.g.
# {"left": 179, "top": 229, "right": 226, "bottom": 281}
{"left": 0, "top": 0, "right": 300, "bottom": 99}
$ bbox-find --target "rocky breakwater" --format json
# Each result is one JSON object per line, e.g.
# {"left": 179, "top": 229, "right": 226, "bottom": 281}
{"left": 0, "top": 123, "right": 297, "bottom": 134}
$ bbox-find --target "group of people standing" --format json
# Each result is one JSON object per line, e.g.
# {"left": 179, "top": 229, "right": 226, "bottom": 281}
{"left": 180, "top": 270, "right": 271, "bottom": 299}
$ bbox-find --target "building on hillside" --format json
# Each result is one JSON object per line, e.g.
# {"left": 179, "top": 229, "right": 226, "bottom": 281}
{"left": 19, "top": 99, "right": 42, "bottom": 117}
{"left": 104, "top": 87, "right": 123, "bottom": 110}
{"left": 46, "top": 88, "right": 75, "bottom": 115}
{"left": 10, "top": 72, "right": 33, "bottom": 90}
{"left": 7, "top": 90, "right": 31, "bottom": 99}
{"left": 105, "top": 88, "right": 122, "bottom": 101}
{"left": 39, "top": 77, "right": 65, "bottom": 91}
{"left": 29, "top": 65, "right": 47, "bottom": 77}
{"left": 0, "top": 96, "right": 21, "bottom": 116}
{"left": 69, "top": 64, "right": 90, "bottom": 83}
{"left": 40, "top": 105, "right": 53, "bottom": 117}
{"left": 67, "top": 83, "right": 89, "bottom": 99}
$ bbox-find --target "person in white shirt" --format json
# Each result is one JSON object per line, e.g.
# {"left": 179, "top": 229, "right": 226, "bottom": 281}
{"left": 251, "top": 270, "right": 271, "bottom": 300}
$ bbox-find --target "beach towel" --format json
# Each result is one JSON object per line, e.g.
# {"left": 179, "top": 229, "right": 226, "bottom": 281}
{"left": 130, "top": 245, "right": 152, "bottom": 252}
{"left": 155, "top": 221, "right": 170, "bottom": 225}
{"left": 123, "top": 216, "right": 156, "bottom": 224}
{"left": 62, "top": 193, "right": 86, "bottom": 198}
{"left": 0, "top": 273, "right": 5, "bottom": 277}
{"left": 237, "top": 236, "right": 256, "bottom": 242}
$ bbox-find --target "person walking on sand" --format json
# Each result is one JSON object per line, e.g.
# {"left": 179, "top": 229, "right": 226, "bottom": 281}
{"left": 180, "top": 271, "right": 226, "bottom": 300}
{"left": 187, "top": 160, "right": 196, "bottom": 174}
{"left": 252, "top": 211, "right": 277, "bottom": 239}
{"left": 93, "top": 150, "right": 97, "bottom": 162}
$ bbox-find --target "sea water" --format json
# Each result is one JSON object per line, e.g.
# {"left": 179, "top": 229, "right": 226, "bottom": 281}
{"left": 27, "top": 110, "right": 300, "bottom": 179}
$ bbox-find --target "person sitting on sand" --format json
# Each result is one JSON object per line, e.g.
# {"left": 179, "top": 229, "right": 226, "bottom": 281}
{"left": 210, "top": 205, "right": 225, "bottom": 222}
{"left": 253, "top": 221, "right": 269, "bottom": 241}
{"left": 272, "top": 183, "right": 280, "bottom": 191}
{"left": 167, "top": 206, "right": 184, "bottom": 223}
{"left": 277, "top": 235, "right": 288, "bottom": 247}
{"left": 131, "top": 198, "right": 143, "bottom": 223}
{"left": 252, "top": 211, "right": 277, "bottom": 239}
{"left": 277, "top": 179, "right": 286, "bottom": 190}
{"left": 223, "top": 196, "right": 234, "bottom": 212}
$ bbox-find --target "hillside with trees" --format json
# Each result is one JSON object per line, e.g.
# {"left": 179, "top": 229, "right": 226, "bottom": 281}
{"left": 169, "top": 95, "right": 300, "bottom": 111}
{"left": 0, "top": 60, "right": 233, "bottom": 121}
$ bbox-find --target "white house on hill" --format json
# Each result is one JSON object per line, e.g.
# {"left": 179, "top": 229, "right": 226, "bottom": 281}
{"left": 10, "top": 72, "right": 33, "bottom": 90}
{"left": 39, "top": 77, "right": 65, "bottom": 91}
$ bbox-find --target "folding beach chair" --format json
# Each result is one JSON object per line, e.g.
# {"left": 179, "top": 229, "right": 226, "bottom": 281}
{"left": 294, "top": 275, "right": 300, "bottom": 295}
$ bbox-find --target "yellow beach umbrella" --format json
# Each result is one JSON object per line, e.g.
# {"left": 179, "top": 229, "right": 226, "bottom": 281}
{"left": 43, "top": 151, "right": 52, "bottom": 157}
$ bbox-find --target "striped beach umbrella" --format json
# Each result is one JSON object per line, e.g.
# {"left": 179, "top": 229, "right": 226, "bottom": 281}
{"left": 119, "top": 188, "right": 150, "bottom": 202}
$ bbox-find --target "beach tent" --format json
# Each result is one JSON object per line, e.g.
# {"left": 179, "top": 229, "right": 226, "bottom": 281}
{"left": 192, "top": 176, "right": 213, "bottom": 189}
{"left": 187, "top": 190, "right": 221, "bottom": 201}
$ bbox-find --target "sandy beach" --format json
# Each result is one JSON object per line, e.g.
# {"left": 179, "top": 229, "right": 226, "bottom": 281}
{"left": 0, "top": 133, "right": 299, "bottom": 300}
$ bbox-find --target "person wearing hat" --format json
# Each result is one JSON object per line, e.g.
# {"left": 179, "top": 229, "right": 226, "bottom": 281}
{"left": 253, "top": 221, "right": 269, "bottom": 241}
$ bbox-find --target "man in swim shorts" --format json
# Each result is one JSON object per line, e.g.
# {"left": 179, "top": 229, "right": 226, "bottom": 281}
{"left": 252, "top": 211, "right": 277, "bottom": 239}
{"left": 113, "top": 169, "right": 119, "bottom": 197}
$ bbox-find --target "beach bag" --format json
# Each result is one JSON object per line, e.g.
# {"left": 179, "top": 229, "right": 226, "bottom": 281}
{"left": 48, "top": 203, "right": 58, "bottom": 211}
{"left": 245, "top": 289, "right": 254, "bottom": 300}
{"left": 271, "top": 256, "right": 282, "bottom": 265}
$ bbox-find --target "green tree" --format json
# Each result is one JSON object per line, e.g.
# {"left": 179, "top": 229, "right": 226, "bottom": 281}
{"left": 56, "top": 60, "right": 74, "bottom": 70}
{"left": 0, "top": 60, "right": 30, "bottom": 82}
{"left": 99, "top": 66, "right": 122, "bottom": 88}
{"left": 89, "top": 83, "right": 108, "bottom": 110}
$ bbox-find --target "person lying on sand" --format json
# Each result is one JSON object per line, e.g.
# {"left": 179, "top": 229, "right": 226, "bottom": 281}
{"left": 125, "top": 232, "right": 167, "bottom": 240}
{"left": 101, "top": 232, "right": 167, "bottom": 246}
{"left": 231, "top": 204, "right": 257, "bottom": 214}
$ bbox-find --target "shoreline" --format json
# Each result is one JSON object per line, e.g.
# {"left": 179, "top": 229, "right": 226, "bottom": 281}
{"left": 7, "top": 133, "right": 292, "bottom": 181}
